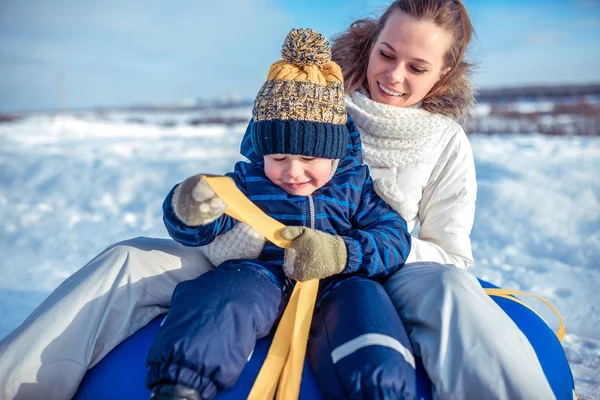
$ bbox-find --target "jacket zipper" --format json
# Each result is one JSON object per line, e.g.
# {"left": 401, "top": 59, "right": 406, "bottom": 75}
{"left": 308, "top": 195, "right": 315, "bottom": 229}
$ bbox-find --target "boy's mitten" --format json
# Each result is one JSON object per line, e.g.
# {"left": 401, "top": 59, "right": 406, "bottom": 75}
{"left": 202, "top": 222, "right": 265, "bottom": 266}
{"left": 281, "top": 227, "right": 347, "bottom": 281}
{"left": 171, "top": 174, "right": 226, "bottom": 226}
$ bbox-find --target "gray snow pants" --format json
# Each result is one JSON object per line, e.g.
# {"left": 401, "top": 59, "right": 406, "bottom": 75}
{"left": 0, "top": 239, "right": 555, "bottom": 400}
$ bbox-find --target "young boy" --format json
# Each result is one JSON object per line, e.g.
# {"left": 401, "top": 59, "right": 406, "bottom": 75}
{"left": 146, "top": 29, "right": 415, "bottom": 400}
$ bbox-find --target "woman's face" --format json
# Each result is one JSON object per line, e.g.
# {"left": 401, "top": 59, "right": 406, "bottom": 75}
{"left": 366, "top": 10, "right": 452, "bottom": 108}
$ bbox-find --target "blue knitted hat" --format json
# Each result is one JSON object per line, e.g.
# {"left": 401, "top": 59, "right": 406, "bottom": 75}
{"left": 250, "top": 28, "right": 348, "bottom": 159}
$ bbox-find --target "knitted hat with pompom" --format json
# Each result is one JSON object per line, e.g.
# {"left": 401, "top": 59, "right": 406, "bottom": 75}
{"left": 250, "top": 28, "right": 348, "bottom": 159}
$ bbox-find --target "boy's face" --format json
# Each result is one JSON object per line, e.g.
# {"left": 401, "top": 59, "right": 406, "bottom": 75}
{"left": 264, "top": 154, "right": 334, "bottom": 196}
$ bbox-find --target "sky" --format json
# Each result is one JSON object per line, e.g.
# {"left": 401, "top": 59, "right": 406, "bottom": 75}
{"left": 0, "top": 0, "right": 599, "bottom": 112}
{"left": 0, "top": 106, "right": 599, "bottom": 396}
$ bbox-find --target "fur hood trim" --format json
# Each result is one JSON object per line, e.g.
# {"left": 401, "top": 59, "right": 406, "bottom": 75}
{"left": 421, "top": 66, "right": 474, "bottom": 123}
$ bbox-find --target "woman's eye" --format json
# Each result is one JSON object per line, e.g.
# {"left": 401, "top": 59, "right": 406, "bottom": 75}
{"left": 301, "top": 157, "right": 316, "bottom": 162}
{"left": 379, "top": 50, "right": 393, "bottom": 59}
{"left": 273, "top": 157, "right": 287, "bottom": 162}
{"left": 411, "top": 65, "right": 427, "bottom": 74}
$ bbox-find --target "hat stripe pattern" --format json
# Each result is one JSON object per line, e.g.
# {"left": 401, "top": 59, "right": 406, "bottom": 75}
{"left": 253, "top": 80, "right": 346, "bottom": 125}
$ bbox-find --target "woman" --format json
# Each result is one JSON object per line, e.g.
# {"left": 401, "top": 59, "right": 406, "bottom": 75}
{"left": 0, "top": 1, "right": 555, "bottom": 399}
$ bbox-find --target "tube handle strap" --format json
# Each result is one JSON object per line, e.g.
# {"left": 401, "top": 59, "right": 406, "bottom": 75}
{"left": 484, "top": 288, "right": 565, "bottom": 342}
{"left": 203, "top": 176, "right": 319, "bottom": 400}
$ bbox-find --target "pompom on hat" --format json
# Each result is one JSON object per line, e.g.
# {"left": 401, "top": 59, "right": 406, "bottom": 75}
{"left": 250, "top": 28, "right": 348, "bottom": 160}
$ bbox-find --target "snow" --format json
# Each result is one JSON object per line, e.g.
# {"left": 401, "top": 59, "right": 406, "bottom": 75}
{"left": 0, "top": 113, "right": 598, "bottom": 398}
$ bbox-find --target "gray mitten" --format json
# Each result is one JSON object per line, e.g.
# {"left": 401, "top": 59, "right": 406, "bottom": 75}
{"left": 171, "top": 174, "right": 226, "bottom": 226}
{"left": 202, "top": 222, "right": 265, "bottom": 266}
{"left": 281, "top": 226, "right": 347, "bottom": 281}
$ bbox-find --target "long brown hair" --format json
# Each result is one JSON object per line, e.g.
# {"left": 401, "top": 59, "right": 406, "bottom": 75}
{"left": 332, "top": 0, "right": 475, "bottom": 121}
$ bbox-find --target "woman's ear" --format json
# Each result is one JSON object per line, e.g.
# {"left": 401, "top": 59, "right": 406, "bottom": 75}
{"left": 438, "top": 66, "right": 452, "bottom": 81}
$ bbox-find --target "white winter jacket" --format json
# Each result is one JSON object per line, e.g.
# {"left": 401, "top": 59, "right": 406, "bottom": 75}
{"left": 368, "top": 120, "right": 476, "bottom": 269}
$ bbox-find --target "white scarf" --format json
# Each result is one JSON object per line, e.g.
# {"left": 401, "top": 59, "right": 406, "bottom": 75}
{"left": 345, "top": 91, "right": 447, "bottom": 168}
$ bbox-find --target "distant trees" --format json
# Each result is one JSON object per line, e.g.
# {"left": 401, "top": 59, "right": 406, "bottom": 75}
{"left": 466, "top": 97, "right": 600, "bottom": 136}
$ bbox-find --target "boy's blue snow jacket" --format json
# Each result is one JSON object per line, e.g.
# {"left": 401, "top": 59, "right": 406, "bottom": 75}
{"left": 163, "top": 117, "right": 411, "bottom": 279}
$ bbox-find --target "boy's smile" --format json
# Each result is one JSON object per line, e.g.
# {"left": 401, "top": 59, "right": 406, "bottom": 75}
{"left": 263, "top": 154, "right": 334, "bottom": 196}
{"left": 282, "top": 181, "right": 310, "bottom": 191}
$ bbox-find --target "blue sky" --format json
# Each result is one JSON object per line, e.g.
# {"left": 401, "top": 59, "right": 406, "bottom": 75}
{"left": 0, "top": 0, "right": 599, "bottom": 112}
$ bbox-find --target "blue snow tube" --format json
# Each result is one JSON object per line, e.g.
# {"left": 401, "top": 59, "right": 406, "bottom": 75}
{"left": 73, "top": 279, "right": 574, "bottom": 400}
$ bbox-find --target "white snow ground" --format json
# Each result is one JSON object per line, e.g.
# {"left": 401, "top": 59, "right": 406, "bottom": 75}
{"left": 0, "top": 113, "right": 598, "bottom": 398}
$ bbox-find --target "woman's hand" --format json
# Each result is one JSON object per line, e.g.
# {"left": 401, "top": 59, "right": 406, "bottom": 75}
{"left": 281, "top": 227, "right": 347, "bottom": 281}
{"left": 171, "top": 174, "right": 226, "bottom": 226}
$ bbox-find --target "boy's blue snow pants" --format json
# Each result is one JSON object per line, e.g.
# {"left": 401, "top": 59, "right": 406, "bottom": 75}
{"left": 146, "top": 260, "right": 416, "bottom": 399}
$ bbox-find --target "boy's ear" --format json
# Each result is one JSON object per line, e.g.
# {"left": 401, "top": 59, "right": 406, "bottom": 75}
{"left": 329, "top": 159, "right": 340, "bottom": 180}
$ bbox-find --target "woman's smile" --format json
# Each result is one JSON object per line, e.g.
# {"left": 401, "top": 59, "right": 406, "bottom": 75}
{"left": 378, "top": 82, "right": 406, "bottom": 97}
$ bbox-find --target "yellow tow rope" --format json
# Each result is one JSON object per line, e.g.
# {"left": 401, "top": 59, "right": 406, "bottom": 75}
{"left": 203, "top": 175, "right": 566, "bottom": 400}
{"left": 483, "top": 288, "right": 565, "bottom": 342}
{"left": 204, "top": 176, "right": 318, "bottom": 400}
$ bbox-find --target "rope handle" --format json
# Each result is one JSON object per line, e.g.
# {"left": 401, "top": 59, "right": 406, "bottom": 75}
{"left": 203, "top": 176, "right": 318, "bottom": 400}
{"left": 484, "top": 288, "right": 565, "bottom": 342}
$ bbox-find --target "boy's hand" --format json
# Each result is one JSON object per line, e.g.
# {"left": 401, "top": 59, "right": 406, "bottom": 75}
{"left": 281, "top": 227, "right": 347, "bottom": 281}
{"left": 172, "top": 174, "right": 226, "bottom": 226}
